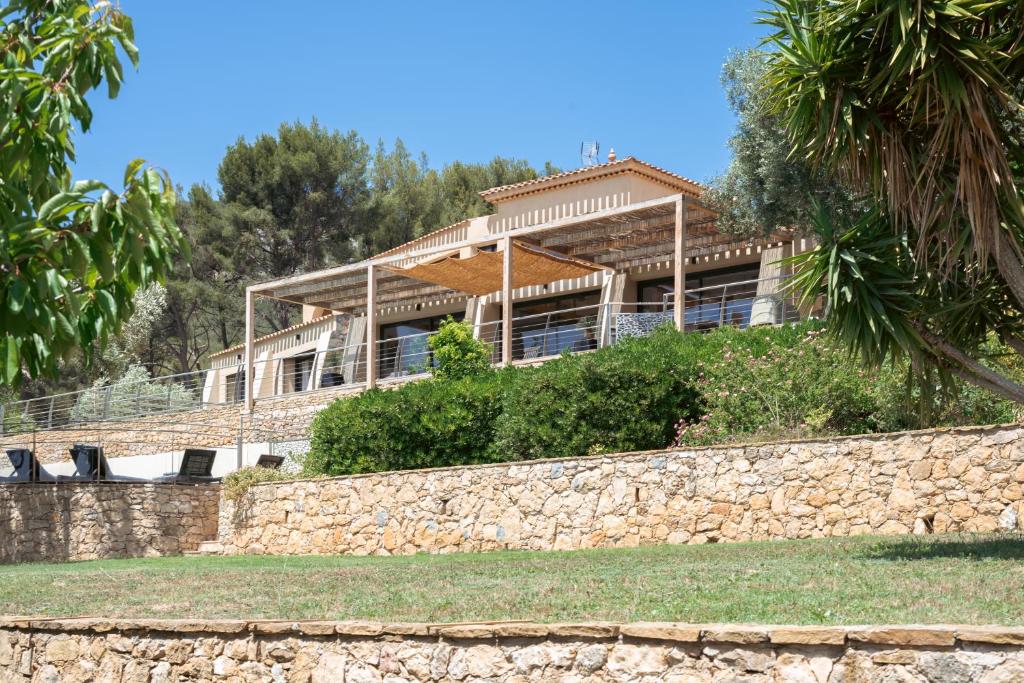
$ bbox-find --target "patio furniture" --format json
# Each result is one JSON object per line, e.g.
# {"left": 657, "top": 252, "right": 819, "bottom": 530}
{"left": 255, "top": 454, "right": 285, "bottom": 469}
{"left": 65, "top": 444, "right": 111, "bottom": 481}
{"left": 521, "top": 345, "right": 544, "bottom": 360}
{"left": 164, "top": 448, "right": 220, "bottom": 483}
{"left": 4, "top": 449, "right": 50, "bottom": 482}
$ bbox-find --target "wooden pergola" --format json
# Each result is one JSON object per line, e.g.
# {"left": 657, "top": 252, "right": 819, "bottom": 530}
{"left": 244, "top": 193, "right": 720, "bottom": 410}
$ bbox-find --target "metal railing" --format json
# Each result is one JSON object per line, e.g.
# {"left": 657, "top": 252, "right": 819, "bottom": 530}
{"left": 1, "top": 276, "right": 805, "bottom": 434}
{"left": 1, "top": 369, "right": 211, "bottom": 436}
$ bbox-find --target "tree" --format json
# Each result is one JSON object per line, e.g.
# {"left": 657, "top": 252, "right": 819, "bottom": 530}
{"left": 363, "top": 139, "right": 443, "bottom": 255}
{"left": 220, "top": 120, "right": 371, "bottom": 276}
{"left": 216, "top": 120, "right": 371, "bottom": 331}
{"left": 153, "top": 184, "right": 245, "bottom": 375}
{"left": 763, "top": 0, "right": 1024, "bottom": 402}
{"left": 0, "top": 0, "right": 187, "bottom": 387}
{"left": 434, "top": 157, "right": 545, "bottom": 228}
{"left": 703, "top": 49, "right": 858, "bottom": 236}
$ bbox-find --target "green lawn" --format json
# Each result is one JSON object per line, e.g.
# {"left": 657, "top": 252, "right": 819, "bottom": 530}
{"left": 2, "top": 534, "right": 1023, "bottom": 625}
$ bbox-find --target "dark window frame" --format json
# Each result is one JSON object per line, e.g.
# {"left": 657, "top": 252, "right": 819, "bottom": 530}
{"left": 378, "top": 312, "right": 465, "bottom": 377}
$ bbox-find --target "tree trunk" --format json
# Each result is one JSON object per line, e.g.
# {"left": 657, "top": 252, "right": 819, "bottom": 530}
{"left": 914, "top": 323, "right": 1024, "bottom": 403}
{"left": 995, "top": 231, "right": 1024, "bottom": 310}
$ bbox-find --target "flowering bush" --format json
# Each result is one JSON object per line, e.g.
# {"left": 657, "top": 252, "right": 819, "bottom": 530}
{"left": 674, "top": 325, "right": 1013, "bottom": 446}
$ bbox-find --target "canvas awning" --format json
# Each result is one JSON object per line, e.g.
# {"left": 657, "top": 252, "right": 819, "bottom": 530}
{"left": 382, "top": 240, "right": 609, "bottom": 296}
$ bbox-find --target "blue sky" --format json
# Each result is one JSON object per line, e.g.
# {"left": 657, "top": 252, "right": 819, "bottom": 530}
{"left": 74, "top": 1, "right": 769, "bottom": 193}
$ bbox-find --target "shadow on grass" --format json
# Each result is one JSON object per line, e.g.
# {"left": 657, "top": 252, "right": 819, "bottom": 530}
{"left": 855, "top": 533, "right": 1024, "bottom": 561}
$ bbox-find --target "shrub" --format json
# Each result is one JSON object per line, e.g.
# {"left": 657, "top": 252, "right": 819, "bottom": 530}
{"left": 70, "top": 364, "right": 196, "bottom": 422}
{"left": 306, "top": 321, "right": 1013, "bottom": 476}
{"left": 306, "top": 371, "right": 512, "bottom": 476}
{"left": 674, "top": 325, "right": 1014, "bottom": 446}
{"left": 222, "top": 465, "right": 300, "bottom": 502}
{"left": 428, "top": 316, "right": 491, "bottom": 380}
{"left": 491, "top": 327, "right": 704, "bottom": 460}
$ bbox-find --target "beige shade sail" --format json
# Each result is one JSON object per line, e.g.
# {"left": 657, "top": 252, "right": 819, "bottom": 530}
{"left": 383, "top": 240, "right": 609, "bottom": 296}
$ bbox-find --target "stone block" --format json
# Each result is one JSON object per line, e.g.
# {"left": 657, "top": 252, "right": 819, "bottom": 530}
{"left": 847, "top": 626, "right": 956, "bottom": 647}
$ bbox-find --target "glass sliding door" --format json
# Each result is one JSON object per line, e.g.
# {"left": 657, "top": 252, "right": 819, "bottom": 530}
{"left": 378, "top": 312, "right": 465, "bottom": 378}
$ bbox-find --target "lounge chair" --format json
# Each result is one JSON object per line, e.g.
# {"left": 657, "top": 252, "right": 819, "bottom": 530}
{"left": 64, "top": 444, "right": 111, "bottom": 481}
{"left": 4, "top": 449, "right": 53, "bottom": 482}
{"left": 255, "top": 454, "right": 284, "bottom": 469}
{"left": 157, "top": 448, "right": 220, "bottom": 483}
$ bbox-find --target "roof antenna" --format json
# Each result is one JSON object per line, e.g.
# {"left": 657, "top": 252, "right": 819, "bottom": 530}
{"left": 580, "top": 141, "right": 600, "bottom": 167}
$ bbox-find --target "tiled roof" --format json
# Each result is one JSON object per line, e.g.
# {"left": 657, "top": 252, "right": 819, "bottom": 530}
{"left": 245, "top": 157, "right": 707, "bottom": 314}
{"left": 478, "top": 157, "right": 706, "bottom": 202}
{"left": 370, "top": 158, "right": 704, "bottom": 261}
{"left": 209, "top": 313, "right": 335, "bottom": 359}
{"left": 371, "top": 218, "right": 471, "bottom": 260}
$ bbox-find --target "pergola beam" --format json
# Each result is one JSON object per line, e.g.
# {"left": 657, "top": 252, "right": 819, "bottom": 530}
{"left": 674, "top": 199, "right": 687, "bottom": 331}
{"left": 502, "top": 235, "right": 513, "bottom": 366}
{"left": 366, "top": 264, "right": 377, "bottom": 389}
{"left": 244, "top": 287, "right": 255, "bottom": 414}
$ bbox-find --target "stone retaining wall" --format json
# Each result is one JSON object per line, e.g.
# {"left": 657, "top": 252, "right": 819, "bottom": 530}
{"left": 219, "top": 423, "right": 1024, "bottom": 556}
{"left": 0, "top": 483, "right": 220, "bottom": 564}
{"left": 2, "top": 618, "right": 1024, "bottom": 681}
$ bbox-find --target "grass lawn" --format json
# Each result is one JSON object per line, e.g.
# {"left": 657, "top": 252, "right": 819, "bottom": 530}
{"left": 1, "top": 534, "right": 1023, "bottom": 625}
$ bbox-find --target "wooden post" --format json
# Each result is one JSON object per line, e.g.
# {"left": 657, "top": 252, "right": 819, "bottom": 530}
{"left": 673, "top": 198, "right": 688, "bottom": 331}
{"left": 244, "top": 288, "right": 255, "bottom": 413}
{"left": 366, "top": 264, "right": 378, "bottom": 388}
{"left": 502, "top": 236, "right": 514, "bottom": 366}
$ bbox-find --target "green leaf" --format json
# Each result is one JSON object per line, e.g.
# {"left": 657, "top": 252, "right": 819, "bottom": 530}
{"left": 123, "top": 158, "right": 145, "bottom": 186}
{"left": 95, "top": 289, "right": 117, "bottom": 320}
{"left": 3, "top": 336, "right": 19, "bottom": 383}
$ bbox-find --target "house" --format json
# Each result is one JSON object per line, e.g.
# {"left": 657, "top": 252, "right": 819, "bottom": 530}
{"left": 211, "top": 154, "right": 811, "bottom": 410}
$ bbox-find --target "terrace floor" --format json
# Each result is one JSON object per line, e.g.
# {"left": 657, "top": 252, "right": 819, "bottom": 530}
{"left": 2, "top": 534, "right": 1023, "bottom": 625}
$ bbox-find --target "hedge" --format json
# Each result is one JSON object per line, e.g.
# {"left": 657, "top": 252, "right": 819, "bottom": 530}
{"left": 305, "top": 323, "right": 1014, "bottom": 476}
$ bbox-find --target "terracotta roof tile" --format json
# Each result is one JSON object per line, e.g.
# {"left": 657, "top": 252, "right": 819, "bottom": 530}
{"left": 371, "top": 219, "right": 471, "bottom": 260}
{"left": 209, "top": 314, "right": 335, "bottom": 359}
{"left": 479, "top": 157, "right": 706, "bottom": 201}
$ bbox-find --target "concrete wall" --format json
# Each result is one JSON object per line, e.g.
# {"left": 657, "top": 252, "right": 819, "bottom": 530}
{"left": 3, "top": 618, "right": 1024, "bottom": 682}
{"left": 0, "top": 483, "right": 219, "bottom": 564}
{"left": 218, "top": 424, "right": 1024, "bottom": 556}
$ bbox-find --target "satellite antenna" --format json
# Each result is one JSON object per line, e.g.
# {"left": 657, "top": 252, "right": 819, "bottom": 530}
{"left": 580, "top": 141, "right": 600, "bottom": 167}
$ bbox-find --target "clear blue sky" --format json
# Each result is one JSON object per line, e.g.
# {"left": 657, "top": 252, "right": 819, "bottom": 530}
{"left": 74, "top": 1, "right": 769, "bottom": 193}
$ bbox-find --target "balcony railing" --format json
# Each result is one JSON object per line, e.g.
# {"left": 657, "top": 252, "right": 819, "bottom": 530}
{"left": 1, "top": 276, "right": 804, "bottom": 434}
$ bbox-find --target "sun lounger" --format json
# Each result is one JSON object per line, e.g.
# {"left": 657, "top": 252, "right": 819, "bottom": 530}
{"left": 255, "top": 454, "right": 284, "bottom": 469}
{"left": 155, "top": 448, "right": 220, "bottom": 483}
{"left": 64, "top": 444, "right": 111, "bottom": 481}
{"left": 3, "top": 448, "right": 53, "bottom": 482}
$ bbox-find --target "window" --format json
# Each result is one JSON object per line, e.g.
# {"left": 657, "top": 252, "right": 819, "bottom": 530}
{"left": 378, "top": 312, "right": 465, "bottom": 378}
{"left": 510, "top": 291, "right": 601, "bottom": 360}
{"left": 282, "top": 353, "right": 315, "bottom": 393}
{"left": 224, "top": 370, "right": 246, "bottom": 403}
{"left": 636, "top": 264, "right": 762, "bottom": 328}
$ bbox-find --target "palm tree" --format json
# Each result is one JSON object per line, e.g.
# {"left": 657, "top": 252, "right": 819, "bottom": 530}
{"left": 763, "top": 0, "right": 1024, "bottom": 402}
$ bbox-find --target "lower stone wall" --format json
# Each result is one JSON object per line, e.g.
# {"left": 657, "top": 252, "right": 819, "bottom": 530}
{"left": 219, "top": 423, "right": 1024, "bottom": 556}
{"left": 0, "top": 483, "right": 220, "bottom": 564}
{"left": 2, "top": 618, "right": 1024, "bottom": 682}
